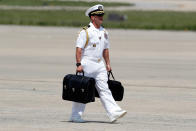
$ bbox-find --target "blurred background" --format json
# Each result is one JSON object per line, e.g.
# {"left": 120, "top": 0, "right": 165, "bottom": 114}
{"left": 0, "top": 0, "right": 196, "bottom": 31}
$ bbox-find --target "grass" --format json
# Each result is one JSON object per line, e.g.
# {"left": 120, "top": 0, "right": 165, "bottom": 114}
{"left": 104, "top": 11, "right": 196, "bottom": 31}
{"left": 0, "top": 10, "right": 89, "bottom": 26}
{"left": 0, "top": 9, "right": 196, "bottom": 31}
{"left": 0, "top": 0, "right": 133, "bottom": 7}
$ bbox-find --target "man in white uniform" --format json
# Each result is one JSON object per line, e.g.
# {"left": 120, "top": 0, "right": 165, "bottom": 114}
{"left": 69, "top": 4, "right": 127, "bottom": 123}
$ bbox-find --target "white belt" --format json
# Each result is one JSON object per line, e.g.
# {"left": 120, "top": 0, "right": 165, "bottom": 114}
{"left": 82, "top": 56, "right": 102, "bottom": 63}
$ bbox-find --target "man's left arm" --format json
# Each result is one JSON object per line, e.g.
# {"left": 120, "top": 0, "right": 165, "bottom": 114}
{"left": 103, "top": 49, "right": 112, "bottom": 71}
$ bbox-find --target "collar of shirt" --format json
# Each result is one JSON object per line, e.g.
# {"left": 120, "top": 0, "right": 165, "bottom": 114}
{"left": 89, "top": 22, "right": 103, "bottom": 32}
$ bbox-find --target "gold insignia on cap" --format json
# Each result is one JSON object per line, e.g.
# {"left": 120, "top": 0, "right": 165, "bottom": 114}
{"left": 98, "top": 6, "right": 103, "bottom": 10}
{"left": 93, "top": 44, "right": 96, "bottom": 47}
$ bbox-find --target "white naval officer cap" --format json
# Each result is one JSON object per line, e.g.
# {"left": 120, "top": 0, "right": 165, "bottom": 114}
{"left": 85, "top": 4, "right": 104, "bottom": 17}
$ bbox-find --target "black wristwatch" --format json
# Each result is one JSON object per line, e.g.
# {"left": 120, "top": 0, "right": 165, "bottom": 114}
{"left": 76, "top": 63, "right": 81, "bottom": 67}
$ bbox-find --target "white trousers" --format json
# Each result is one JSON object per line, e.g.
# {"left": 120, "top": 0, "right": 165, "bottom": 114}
{"left": 71, "top": 57, "right": 122, "bottom": 119}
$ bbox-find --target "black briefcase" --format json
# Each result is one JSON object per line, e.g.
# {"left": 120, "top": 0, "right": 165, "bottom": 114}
{"left": 95, "top": 71, "right": 124, "bottom": 101}
{"left": 62, "top": 72, "right": 95, "bottom": 104}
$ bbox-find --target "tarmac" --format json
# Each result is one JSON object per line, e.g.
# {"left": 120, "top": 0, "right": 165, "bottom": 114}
{"left": 0, "top": 25, "right": 196, "bottom": 131}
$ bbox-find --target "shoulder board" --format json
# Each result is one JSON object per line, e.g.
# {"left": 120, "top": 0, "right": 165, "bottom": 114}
{"left": 82, "top": 26, "right": 88, "bottom": 30}
{"left": 78, "top": 26, "right": 88, "bottom": 34}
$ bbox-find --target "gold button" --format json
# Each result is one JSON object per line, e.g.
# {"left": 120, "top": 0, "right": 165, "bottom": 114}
{"left": 93, "top": 44, "right": 96, "bottom": 47}
{"left": 98, "top": 59, "right": 101, "bottom": 62}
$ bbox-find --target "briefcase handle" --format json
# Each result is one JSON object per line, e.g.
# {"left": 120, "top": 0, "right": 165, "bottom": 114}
{"left": 108, "top": 71, "right": 115, "bottom": 80}
{"left": 76, "top": 71, "right": 84, "bottom": 76}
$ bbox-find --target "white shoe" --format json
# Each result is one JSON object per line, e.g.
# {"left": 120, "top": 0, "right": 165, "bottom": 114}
{"left": 69, "top": 117, "right": 86, "bottom": 123}
{"left": 110, "top": 110, "right": 127, "bottom": 123}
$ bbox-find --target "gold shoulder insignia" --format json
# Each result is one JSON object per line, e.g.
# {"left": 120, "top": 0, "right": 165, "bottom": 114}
{"left": 83, "top": 26, "right": 88, "bottom": 30}
{"left": 77, "top": 26, "right": 88, "bottom": 36}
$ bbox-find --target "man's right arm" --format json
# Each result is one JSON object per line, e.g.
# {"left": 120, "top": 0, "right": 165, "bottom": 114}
{"left": 76, "top": 47, "right": 83, "bottom": 72}
{"left": 75, "top": 29, "right": 86, "bottom": 72}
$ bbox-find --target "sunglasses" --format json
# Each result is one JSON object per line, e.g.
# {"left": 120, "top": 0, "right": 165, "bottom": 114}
{"left": 96, "top": 14, "right": 104, "bottom": 17}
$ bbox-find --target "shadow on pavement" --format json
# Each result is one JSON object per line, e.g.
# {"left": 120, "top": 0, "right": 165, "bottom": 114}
{"left": 60, "top": 120, "right": 119, "bottom": 124}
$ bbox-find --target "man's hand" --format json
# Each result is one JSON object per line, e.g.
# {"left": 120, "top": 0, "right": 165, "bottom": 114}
{"left": 76, "top": 65, "right": 83, "bottom": 72}
{"left": 106, "top": 64, "right": 112, "bottom": 72}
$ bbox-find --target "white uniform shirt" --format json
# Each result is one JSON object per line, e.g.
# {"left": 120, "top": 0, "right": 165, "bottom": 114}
{"left": 76, "top": 22, "right": 109, "bottom": 59}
